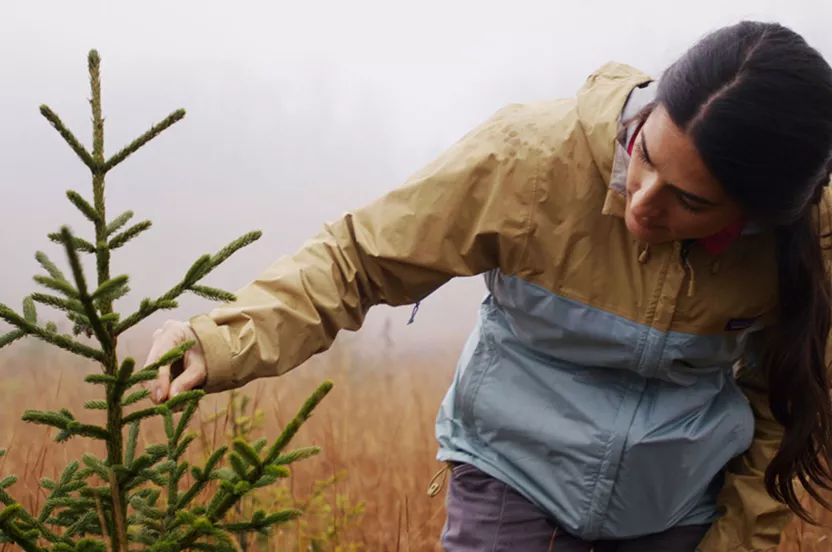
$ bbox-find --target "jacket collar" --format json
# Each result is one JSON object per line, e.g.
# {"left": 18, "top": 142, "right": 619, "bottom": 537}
{"left": 575, "top": 62, "right": 653, "bottom": 191}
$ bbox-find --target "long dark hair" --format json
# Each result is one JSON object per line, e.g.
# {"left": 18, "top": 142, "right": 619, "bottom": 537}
{"left": 658, "top": 22, "right": 832, "bottom": 522}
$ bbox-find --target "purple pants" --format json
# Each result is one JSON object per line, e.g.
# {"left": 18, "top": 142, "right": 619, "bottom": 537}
{"left": 441, "top": 463, "right": 711, "bottom": 551}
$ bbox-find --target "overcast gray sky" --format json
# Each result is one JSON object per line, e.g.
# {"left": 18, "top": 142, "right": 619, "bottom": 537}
{"left": 1, "top": 0, "right": 831, "bottom": 353}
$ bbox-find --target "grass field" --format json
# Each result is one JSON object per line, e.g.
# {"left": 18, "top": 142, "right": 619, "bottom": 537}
{"left": 0, "top": 336, "right": 830, "bottom": 551}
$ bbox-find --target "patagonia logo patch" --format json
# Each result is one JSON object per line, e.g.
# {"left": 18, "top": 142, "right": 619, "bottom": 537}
{"left": 724, "top": 318, "right": 757, "bottom": 332}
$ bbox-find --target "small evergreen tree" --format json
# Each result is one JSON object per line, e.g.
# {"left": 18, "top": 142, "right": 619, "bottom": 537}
{"left": 0, "top": 49, "right": 332, "bottom": 552}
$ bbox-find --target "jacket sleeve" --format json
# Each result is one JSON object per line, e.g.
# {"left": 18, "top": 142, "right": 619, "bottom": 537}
{"left": 700, "top": 196, "right": 832, "bottom": 551}
{"left": 189, "top": 105, "right": 540, "bottom": 393}
{"left": 696, "top": 351, "right": 794, "bottom": 552}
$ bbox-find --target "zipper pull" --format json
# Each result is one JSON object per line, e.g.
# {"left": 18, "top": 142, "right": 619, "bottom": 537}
{"left": 407, "top": 301, "right": 421, "bottom": 325}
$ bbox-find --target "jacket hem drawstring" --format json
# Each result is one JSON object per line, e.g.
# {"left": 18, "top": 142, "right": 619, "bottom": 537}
{"left": 427, "top": 463, "right": 450, "bottom": 497}
{"left": 685, "top": 257, "right": 697, "bottom": 297}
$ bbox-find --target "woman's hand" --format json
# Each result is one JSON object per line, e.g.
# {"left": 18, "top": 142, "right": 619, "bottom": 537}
{"left": 143, "top": 320, "right": 207, "bottom": 404}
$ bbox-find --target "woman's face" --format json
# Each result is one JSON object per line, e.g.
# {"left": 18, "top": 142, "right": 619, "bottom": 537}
{"left": 624, "top": 105, "right": 743, "bottom": 244}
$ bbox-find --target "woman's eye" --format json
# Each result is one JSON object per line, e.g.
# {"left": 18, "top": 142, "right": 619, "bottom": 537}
{"left": 636, "top": 143, "right": 652, "bottom": 167}
{"left": 678, "top": 194, "right": 705, "bottom": 213}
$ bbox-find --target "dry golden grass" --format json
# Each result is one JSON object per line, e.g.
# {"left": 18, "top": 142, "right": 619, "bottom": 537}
{"left": 0, "top": 336, "right": 830, "bottom": 551}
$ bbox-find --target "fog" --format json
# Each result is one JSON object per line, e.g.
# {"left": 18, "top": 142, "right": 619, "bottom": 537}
{"left": 1, "top": 0, "right": 830, "bottom": 356}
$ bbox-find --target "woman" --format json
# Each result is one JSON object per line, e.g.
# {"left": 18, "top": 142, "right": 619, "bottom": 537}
{"left": 144, "top": 21, "right": 832, "bottom": 551}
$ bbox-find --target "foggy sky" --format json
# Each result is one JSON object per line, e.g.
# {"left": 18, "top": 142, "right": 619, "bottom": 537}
{"left": 2, "top": 0, "right": 831, "bottom": 355}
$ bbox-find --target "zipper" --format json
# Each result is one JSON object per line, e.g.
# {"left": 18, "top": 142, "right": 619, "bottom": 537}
{"left": 680, "top": 239, "right": 695, "bottom": 265}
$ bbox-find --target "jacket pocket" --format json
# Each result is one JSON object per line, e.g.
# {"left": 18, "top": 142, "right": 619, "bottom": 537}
{"left": 456, "top": 303, "right": 501, "bottom": 434}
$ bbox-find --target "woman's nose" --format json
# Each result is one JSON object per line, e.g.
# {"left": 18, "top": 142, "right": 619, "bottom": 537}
{"left": 630, "top": 178, "right": 663, "bottom": 217}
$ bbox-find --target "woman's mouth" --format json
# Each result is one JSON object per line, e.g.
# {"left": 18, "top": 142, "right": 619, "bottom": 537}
{"left": 636, "top": 216, "right": 659, "bottom": 230}
{"left": 626, "top": 212, "right": 667, "bottom": 240}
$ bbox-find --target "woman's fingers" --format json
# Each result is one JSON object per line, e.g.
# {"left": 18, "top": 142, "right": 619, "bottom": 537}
{"left": 143, "top": 320, "right": 204, "bottom": 404}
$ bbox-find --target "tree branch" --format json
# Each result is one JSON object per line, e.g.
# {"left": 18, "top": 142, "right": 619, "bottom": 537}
{"left": 67, "top": 191, "right": 102, "bottom": 224}
{"left": 0, "top": 329, "right": 26, "bottom": 349}
{"left": 39, "top": 105, "right": 97, "bottom": 172}
{"left": 59, "top": 226, "right": 111, "bottom": 354}
{"left": 102, "top": 110, "right": 185, "bottom": 173}
{"left": 115, "top": 231, "right": 261, "bottom": 335}
{"left": 0, "top": 304, "right": 104, "bottom": 362}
